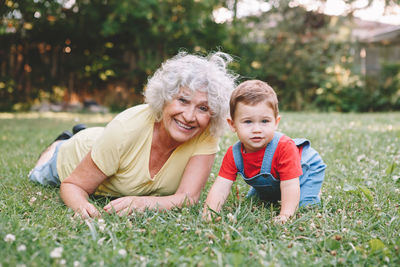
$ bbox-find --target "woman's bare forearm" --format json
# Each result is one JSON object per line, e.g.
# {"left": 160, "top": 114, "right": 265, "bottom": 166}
{"left": 60, "top": 182, "right": 90, "bottom": 211}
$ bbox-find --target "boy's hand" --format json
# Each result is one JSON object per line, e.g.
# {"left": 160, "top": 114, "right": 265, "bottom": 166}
{"left": 273, "top": 214, "right": 290, "bottom": 224}
{"left": 279, "top": 178, "right": 300, "bottom": 223}
{"left": 202, "top": 208, "right": 213, "bottom": 222}
{"left": 203, "top": 176, "right": 233, "bottom": 220}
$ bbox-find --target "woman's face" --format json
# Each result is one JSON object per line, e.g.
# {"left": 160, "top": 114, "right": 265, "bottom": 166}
{"left": 161, "top": 88, "right": 211, "bottom": 145}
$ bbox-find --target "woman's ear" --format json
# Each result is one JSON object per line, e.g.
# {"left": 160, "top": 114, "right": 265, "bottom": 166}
{"left": 227, "top": 118, "right": 236, "bottom": 132}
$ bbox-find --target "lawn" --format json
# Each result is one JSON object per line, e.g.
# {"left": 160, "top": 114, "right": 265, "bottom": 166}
{"left": 0, "top": 111, "right": 399, "bottom": 266}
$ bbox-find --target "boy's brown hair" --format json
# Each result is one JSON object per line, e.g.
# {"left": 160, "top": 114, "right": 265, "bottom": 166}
{"left": 229, "top": 80, "right": 279, "bottom": 119}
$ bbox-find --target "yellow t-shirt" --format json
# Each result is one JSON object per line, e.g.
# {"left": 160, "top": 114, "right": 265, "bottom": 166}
{"left": 57, "top": 104, "right": 219, "bottom": 197}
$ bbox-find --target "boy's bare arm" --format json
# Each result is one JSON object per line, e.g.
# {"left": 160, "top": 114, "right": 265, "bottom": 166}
{"left": 276, "top": 177, "right": 300, "bottom": 223}
{"left": 202, "top": 176, "right": 233, "bottom": 219}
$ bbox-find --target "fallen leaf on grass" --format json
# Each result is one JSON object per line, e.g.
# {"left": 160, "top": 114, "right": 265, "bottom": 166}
{"left": 386, "top": 162, "right": 397, "bottom": 175}
{"left": 343, "top": 183, "right": 357, "bottom": 192}
{"left": 359, "top": 186, "right": 373, "bottom": 202}
{"left": 368, "top": 238, "right": 385, "bottom": 254}
{"left": 344, "top": 183, "right": 373, "bottom": 202}
{"left": 325, "top": 238, "right": 340, "bottom": 251}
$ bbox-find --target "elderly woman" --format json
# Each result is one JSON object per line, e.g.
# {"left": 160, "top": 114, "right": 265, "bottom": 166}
{"left": 29, "top": 52, "right": 237, "bottom": 218}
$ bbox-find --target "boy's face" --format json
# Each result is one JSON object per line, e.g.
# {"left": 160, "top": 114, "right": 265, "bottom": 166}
{"left": 228, "top": 101, "right": 280, "bottom": 153}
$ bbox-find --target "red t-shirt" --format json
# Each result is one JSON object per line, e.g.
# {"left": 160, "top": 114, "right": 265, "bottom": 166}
{"left": 219, "top": 135, "right": 303, "bottom": 181}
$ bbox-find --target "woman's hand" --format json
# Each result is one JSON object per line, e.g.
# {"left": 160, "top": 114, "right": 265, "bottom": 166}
{"left": 73, "top": 202, "right": 101, "bottom": 219}
{"left": 103, "top": 196, "right": 147, "bottom": 215}
{"left": 104, "top": 154, "right": 216, "bottom": 216}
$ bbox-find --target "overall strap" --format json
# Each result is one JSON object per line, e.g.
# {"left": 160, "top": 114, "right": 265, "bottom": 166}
{"left": 232, "top": 141, "right": 245, "bottom": 176}
{"left": 260, "top": 132, "right": 283, "bottom": 173}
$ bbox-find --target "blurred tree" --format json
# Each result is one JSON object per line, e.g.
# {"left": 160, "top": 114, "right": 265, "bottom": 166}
{"left": 223, "top": 0, "right": 400, "bottom": 111}
{"left": 224, "top": 1, "right": 346, "bottom": 110}
{"left": 1, "top": 0, "right": 400, "bottom": 111}
{"left": 0, "top": 0, "right": 228, "bottom": 111}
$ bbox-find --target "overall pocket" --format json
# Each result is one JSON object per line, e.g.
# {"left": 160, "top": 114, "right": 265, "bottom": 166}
{"left": 244, "top": 173, "right": 281, "bottom": 202}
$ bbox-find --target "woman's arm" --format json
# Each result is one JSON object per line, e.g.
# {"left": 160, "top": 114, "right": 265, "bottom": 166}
{"left": 60, "top": 151, "right": 108, "bottom": 218}
{"left": 202, "top": 176, "right": 233, "bottom": 220}
{"left": 274, "top": 177, "right": 300, "bottom": 223}
{"left": 103, "top": 153, "right": 216, "bottom": 215}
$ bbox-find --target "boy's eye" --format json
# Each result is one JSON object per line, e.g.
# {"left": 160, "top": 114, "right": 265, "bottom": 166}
{"left": 261, "top": 119, "right": 269, "bottom": 123}
{"left": 244, "top": 120, "right": 252, "bottom": 124}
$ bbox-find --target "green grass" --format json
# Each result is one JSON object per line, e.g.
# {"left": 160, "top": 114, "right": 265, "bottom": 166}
{"left": 1, "top": 111, "right": 399, "bottom": 266}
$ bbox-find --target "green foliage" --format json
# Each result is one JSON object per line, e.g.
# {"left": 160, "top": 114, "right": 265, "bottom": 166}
{"left": 374, "top": 62, "right": 400, "bottom": 110}
{"left": 1, "top": 112, "right": 400, "bottom": 265}
{"left": 0, "top": 0, "right": 228, "bottom": 111}
{"left": 1, "top": 0, "right": 400, "bottom": 112}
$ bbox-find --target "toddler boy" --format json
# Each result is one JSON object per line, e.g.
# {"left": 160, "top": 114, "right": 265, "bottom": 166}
{"left": 203, "top": 80, "right": 326, "bottom": 223}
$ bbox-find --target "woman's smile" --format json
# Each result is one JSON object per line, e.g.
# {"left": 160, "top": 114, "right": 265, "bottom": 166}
{"left": 160, "top": 88, "right": 211, "bottom": 146}
{"left": 174, "top": 119, "right": 195, "bottom": 130}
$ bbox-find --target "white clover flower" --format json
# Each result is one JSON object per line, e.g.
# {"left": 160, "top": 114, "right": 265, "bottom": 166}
{"left": 97, "top": 218, "right": 106, "bottom": 232}
{"left": 73, "top": 261, "right": 80, "bottom": 267}
{"left": 36, "top": 191, "right": 42, "bottom": 196}
{"left": 356, "top": 154, "right": 366, "bottom": 162}
{"left": 227, "top": 213, "right": 236, "bottom": 223}
{"left": 4, "top": 234, "right": 15, "bottom": 243}
{"left": 118, "top": 249, "right": 127, "bottom": 257}
{"left": 50, "top": 247, "right": 63, "bottom": 258}
{"left": 29, "top": 197, "right": 37, "bottom": 206}
{"left": 60, "top": 259, "right": 66, "bottom": 265}
{"left": 17, "top": 245, "right": 26, "bottom": 252}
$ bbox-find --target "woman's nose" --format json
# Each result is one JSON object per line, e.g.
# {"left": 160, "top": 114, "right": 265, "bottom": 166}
{"left": 182, "top": 106, "right": 196, "bottom": 122}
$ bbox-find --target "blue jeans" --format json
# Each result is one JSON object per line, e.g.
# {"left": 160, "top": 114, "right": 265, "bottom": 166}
{"left": 28, "top": 141, "right": 64, "bottom": 187}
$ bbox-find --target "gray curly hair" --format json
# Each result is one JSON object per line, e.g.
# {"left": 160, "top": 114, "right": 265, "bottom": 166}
{"left": 144, "top": 51, "right": 238, "bottom": 137}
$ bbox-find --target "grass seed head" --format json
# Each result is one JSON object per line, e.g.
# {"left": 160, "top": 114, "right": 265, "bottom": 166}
{"left": 50, "top": 247, "right": 63, "bottom": 258}
{"left": 17, "top": 244, "right": 27, "bottom": 252}
{"left": 4, "top": 234, "right": 15, "bottom": 243}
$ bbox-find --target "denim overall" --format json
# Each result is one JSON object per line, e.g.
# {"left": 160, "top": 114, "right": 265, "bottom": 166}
{"left": 232, "top": 132, "right": 326, "bottom": 207}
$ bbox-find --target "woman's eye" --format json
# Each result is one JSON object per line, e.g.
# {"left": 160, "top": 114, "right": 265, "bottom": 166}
{"left": 199, "top": 106, "right": 209, "bottom": 112}
{"left": 178, "top": 98, "right": 188, "bottom": 104}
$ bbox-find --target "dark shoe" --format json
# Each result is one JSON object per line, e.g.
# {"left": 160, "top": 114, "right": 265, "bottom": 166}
{"left": 72, "top": 124, "right": 87, "bottom": 135}
{"left": 54, "top": 130, "right": 73, "bottom": 142}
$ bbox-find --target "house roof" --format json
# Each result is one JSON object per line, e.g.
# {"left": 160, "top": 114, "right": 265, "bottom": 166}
{"left": 362, "top": 25, "right": 400, "bottom": 43}
{"left": 352, "top": 18, "right": 400, "bottom": 44}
